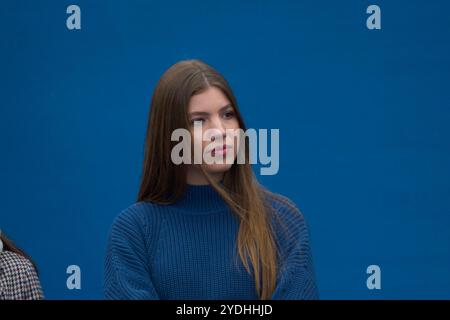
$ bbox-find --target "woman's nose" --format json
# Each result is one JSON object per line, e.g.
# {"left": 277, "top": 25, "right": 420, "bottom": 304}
{"left": 210, "top": 118, "right": 227, "bottom": 141}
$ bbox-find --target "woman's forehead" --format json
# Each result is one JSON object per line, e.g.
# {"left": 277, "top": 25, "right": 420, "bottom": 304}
{"left": 188, "top": 87, "right": 231, "bottom": 113}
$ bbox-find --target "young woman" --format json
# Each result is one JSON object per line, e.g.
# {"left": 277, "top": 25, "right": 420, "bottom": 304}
{"left": 104, "top": 60, "right": 319, "bottom": 300}
{"left": 0, "top": 231, "right": 44, "bottom": 300}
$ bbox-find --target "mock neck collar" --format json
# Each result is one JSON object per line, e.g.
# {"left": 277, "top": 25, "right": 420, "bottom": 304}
{"left": 170, "top": 184, "right": 229, "bottom": 213}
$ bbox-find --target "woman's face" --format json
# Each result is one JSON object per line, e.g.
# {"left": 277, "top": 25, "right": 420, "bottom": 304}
{"left": 186, "top": 86, "right": 240, "bottom": 182}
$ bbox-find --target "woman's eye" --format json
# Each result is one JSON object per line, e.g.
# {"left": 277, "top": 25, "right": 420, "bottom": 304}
{"left": 223, "top": 111, "right": 235, "bottom": 119}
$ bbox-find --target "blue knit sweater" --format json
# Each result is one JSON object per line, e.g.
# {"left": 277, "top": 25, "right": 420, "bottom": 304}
{"left": 104, "top": 184, "right": 319, "bottom": 300}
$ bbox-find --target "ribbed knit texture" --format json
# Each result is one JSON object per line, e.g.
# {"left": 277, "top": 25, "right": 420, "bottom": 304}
{"left": 104, "top": 184, "right": 319, "bottom": 300}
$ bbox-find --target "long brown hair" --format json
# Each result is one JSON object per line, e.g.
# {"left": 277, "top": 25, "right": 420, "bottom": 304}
{"left": 138, "top": 60, "right": 280, "bottom": 299}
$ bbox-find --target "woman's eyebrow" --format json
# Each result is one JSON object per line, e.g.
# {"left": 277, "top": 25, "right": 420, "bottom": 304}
{"left": 188, "top": 104, "right": 232, "bottom": 117}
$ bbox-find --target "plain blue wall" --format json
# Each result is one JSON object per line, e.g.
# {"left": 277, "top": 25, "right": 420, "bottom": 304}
{"left": 1, "top": 0, "right": 449, "bottom": 299}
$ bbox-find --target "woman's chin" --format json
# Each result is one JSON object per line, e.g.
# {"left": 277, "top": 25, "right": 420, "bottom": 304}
{"left": 203, "top": 162, "right": 234, "bottom": 174}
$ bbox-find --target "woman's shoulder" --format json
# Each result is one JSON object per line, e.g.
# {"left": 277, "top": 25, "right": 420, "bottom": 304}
{"left": 0, "top": 251, "right": 44, "bottom": 300}
{"left": 264, "top": 190, "right": 305, "bottom": 221}
{"left": 0, "top": 250, "right": 34, "bottom": 271}
{"left": 263, "top": 190, "right": 310, "bottom": 241}
{"left": 109, "top": 201, "right": 166, "bottom": 240}
{"left": 265, "top": 190, "right": 300, "bottom": 211}
{"left": 114, "top": 201, "right": 164, "bottom": 223}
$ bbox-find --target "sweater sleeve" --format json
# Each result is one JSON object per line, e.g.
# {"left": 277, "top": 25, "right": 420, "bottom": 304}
{"left": 104, "top": 205, "right": 160, "bottom": 300}
{"left": 270, "top": 196, "right": 319, "bottom": 300}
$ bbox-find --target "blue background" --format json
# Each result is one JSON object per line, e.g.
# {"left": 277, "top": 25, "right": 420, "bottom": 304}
{"left": 1, "top": 0, "right": 449, "bottom": 299}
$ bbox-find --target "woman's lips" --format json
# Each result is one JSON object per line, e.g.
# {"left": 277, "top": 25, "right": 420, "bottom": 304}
{"left": 211, "top": 145, "right": 231, "bottom": 157}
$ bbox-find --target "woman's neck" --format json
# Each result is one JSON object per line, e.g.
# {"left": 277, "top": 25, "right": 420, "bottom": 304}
{"left": 186, "top": 165, "right": 224, "bottom": 185}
